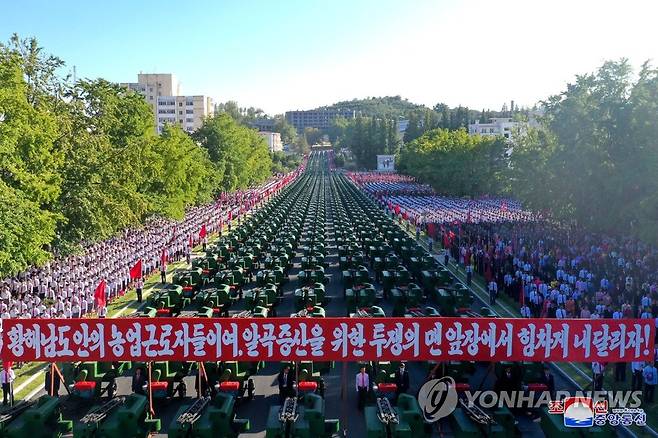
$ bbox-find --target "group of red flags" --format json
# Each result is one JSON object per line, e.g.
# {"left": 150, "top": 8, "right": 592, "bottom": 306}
{"left": 93, "top": 258, "right": 144, "bottom": 308}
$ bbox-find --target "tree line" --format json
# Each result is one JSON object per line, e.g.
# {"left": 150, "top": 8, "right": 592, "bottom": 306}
{"left": 332, "top": 117, "right": 401, "bottom": 169}
{"left": 0, "top": 35, "right": 273, "bottom": 276}
{"left": 397, "top": 60, "right": 658, "bottom": 243}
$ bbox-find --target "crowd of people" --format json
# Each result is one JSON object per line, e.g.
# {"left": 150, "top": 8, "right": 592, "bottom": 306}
{"left": 348, "top": 172, "right": 535, "bottom": 225}
{"left": 353, "top": 170, "right": 658, "bottom": 398}
{"left": 0, "top": 173, "right": 296, "bottom": 324}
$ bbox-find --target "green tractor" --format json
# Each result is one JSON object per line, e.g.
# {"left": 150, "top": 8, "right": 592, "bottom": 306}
{"left": 0, "top": 396, "right": 72, "bottom": 438}
{"left": 167, "top": 394, "right": 250, "bottom": 438}
{"left": 63, "top": 361, "right": 131, "bottom": 400}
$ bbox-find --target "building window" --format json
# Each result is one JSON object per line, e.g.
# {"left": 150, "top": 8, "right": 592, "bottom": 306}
{"left": 149, "top": 96, "right": 153, "bottom": 100}
{"left": 179, "top": 102, "right": 183, "bottom": 107}
{"left": 186, "top": 101, "right": 193, "bottom": 106}
{"left": 149, "top": 87, "right": 153, "bottom": 92}
{"left": 186, "top": 110, "right": 193, "bottom": 114}
{"left": 179, "top": 119, "right": 183, "bottom": 124}
{"left": 186, "top": 118, "right": 194, "bottom": 123}
{"left": 179, "top": 110, "right": 183, "bottom": 115}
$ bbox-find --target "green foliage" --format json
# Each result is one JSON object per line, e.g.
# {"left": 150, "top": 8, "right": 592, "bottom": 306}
{"left": 303, "top": 127, "right": 323, "bottom": 146}
{"left": 215, "top": 100, "right": 266, "bottom": 126}
{"left": 272, "top": 116, "right": 296, "bottom": 144}
{"left": 398, "top": 129, "right": 507, "bottom": 196}
{"left": 320, "top": 96, "right": 427, "bottom": 118}
{"left": 509, "top": 59, "right": 658, "bottom": 240}
{"left": 335, "top": 116, "right": 401, "bottom": 169}
{"left": 0, "top": 36, "right": 275, "bottom": 276}
{"left": 271, "top": 152, "right": 301, "bottom": 174}
{"left": 194, "top": 113, "right": 272, "bottom": 192}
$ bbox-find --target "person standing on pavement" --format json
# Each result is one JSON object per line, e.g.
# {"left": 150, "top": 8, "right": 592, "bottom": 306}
{"left": 643, "top": 362, "right": 657, "bottom": 403}
{"left": 488, "top": 279, "right": 498, "bottom": 305}
{"left": 135, "top": 277, "right": 144, "bottom": 303}
{"left": 394, "top": 363, "right": 410, "bottom": 401}
{"left": 355, "top": 365, "right": 370, "bottom": 411}
{"left": 632, "top": 361, "right": 645, "bottom": 391}
{"left": 1, "top": 365, "right": 15, "bottom": 406}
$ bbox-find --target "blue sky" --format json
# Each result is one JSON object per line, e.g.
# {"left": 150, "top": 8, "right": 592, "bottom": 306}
{"left": 1, "top": 0, "right": 656, "bottom": 114}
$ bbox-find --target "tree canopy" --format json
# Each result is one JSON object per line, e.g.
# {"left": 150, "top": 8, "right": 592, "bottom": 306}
{"left": 398, "top": 129, "right": 507, "bottom": 196}
{"left": 0, "top": 36, "right": 275, "bottom": 276}
{"left": 397, "top": 59, "right": 658, "bottom": 243}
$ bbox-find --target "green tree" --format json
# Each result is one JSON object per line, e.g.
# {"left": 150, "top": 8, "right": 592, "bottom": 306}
{"left": 272, "top": 116, "right": 296, "bottom": 144}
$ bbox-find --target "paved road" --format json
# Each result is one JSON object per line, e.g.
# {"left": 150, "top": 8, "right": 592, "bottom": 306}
{"left": 26, "top": 180, "right": 580, "bottom": 437}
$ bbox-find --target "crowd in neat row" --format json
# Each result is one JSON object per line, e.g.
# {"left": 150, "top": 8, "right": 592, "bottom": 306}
{"left": 347, "top": 172, "right": 535, "bottom": 225}
{"left": 350, "top": 171, "right": 658, "bottom": 328}
{"left": 0, "top": 173, "right": 297, "bottom": 321}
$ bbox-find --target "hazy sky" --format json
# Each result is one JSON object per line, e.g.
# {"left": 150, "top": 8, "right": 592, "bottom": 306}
{"left": 1, "top": 0, "right": 656, "bottom": 114}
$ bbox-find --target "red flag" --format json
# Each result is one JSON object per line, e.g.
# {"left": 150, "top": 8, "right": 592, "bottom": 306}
{"left": 94, "top": 279, "right": 107, "bottom": 308}
{"left": 189, "top": 236, "right": 193, "bottom": 248}
{"left": 228, "top": 210, "right": 233, "bottom": 221}
{"left": 130, "top": 259, "right": 142, "bottom": 280}
{"left": 199, "top": 224, "right": 207, "bottom": 239}
{"left": 161, "top": 248, "right": 168, "bottom": 266}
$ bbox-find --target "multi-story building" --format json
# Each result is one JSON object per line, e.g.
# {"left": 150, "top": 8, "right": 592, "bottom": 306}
{"left": 250, "top": 118, "right": 276, "bottom": 132}
{"left": 259, "top": 131, "right": 283, "bottom": 153}
{"left": 468, "top": 117, "right": 519, "bottom": 140}
{"left": 285, "top": 108, "right": 356, "bottom": 132}
{"left": 122, "top": 73, "right": 213, "bottom": 133}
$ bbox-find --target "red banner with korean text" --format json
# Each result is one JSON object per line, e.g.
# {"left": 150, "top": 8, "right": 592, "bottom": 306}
{"left": 0, "top": 317, "right": 654, "bottom": 363}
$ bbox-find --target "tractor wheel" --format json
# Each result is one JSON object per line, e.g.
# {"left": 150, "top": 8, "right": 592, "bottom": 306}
{"left": 247, "top": 379, "right": 255, "bottom": 400}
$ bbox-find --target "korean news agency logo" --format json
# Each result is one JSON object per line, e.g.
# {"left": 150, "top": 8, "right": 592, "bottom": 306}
{"left": 549, "top": 396, "right": 646, "bottom": 428}
{"left": 417, "top": 376, "right": 458, "bottom": 422}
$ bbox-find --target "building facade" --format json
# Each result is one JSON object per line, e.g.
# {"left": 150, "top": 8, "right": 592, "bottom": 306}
{"left": 122, "top": 73, "right": 213, "bottom": 133}
{"left": 468, "top": 117, "right": 519, "bottom": 139}
{"left": 285, "top": 109, "right": 356, "bottom": 132}
{"left": 259, "top": 131, "right": 283, "bottom": 153}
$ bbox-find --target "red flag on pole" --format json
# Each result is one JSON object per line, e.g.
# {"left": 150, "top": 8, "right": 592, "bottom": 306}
{"left": 129, "top": 259, "right": 142, "bottom": 280}
{"left": 228, "top": 210, "right": 233, "bottom": 221}
{"left": 189, "top": 236, "right": 193, "bottom": 248}
{"left": 161, "top": 248, "right": 168, "bottom": 266}
{"left": 94, "top": 279, "right": 107, "bottom": 308}
{"left": 199, "top": 224, "right": 207, "bottom": 239}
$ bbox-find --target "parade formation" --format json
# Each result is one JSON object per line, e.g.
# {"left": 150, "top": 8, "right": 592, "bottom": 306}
{"left": 0, "top": 150, "right": 654, "bottom": 438}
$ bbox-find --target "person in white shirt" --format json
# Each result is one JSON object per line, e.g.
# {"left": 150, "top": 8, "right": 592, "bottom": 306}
{"left": 592, "top": 362, "right": 604, "bottom": 391}
{"left": 1, "top": 366, "right": 15, "bottom": 406}
{"left": 555, "top": 306, "right": 567, "bottom": 319}
{"left": 520, "top": 305, "right": 532, "bottom": 318}
{"left": 355, "top": 365, "right": 370, "bottom": 411}
{"left": 488, "top": 281, "right": 498, "bottom": 305}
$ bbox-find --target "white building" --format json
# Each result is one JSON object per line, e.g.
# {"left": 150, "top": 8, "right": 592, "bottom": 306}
{"left": 468, "top": 117, "right": 519, "bottom": 140}
{"left": 259, "top": 131, "right": 283, "bottom": 153}
{"left": 122, "top": 73, "right": 213, "bottom": 134}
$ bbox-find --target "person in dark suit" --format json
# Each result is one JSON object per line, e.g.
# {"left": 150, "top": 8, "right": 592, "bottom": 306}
{"left": 539, "top": 366, "right": 555, "bottom": 398}
{"left": 132, "top": 367, "right": 147, "bottom": 395}
{"left": 394, "top": 363, "right": 410, "bottom": 400}
{"left": 277, "top": 365, "right": 295, "bottom": 403}
{"left": 45, "top": 366, "right": 61, "bottom": 396}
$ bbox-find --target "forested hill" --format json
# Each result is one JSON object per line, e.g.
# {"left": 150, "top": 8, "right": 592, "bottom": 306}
{"left": 317, "top": 96, "right": 428, "bottom": 118}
